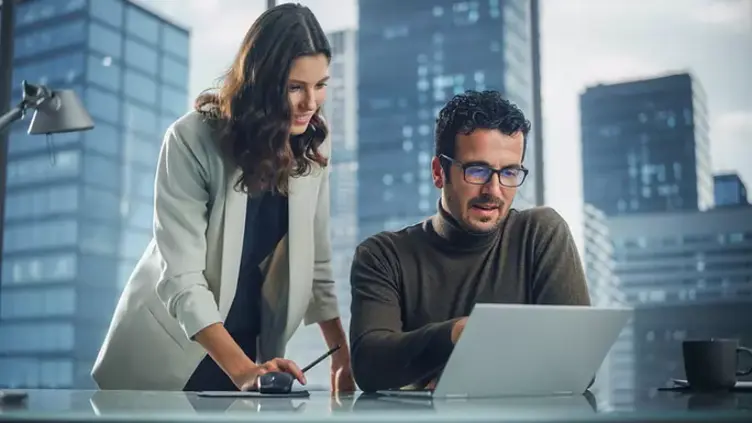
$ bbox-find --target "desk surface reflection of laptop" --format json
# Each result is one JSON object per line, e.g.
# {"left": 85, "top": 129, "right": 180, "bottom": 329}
{"left": 377, "top": 303, "right": 632, "bottom": 399}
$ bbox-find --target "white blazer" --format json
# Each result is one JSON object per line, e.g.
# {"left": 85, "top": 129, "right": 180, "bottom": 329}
{"left": 91, "top": 111, "right": 339, "bottom": 391}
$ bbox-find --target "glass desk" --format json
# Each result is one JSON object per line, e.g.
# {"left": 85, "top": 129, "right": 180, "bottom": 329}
{"left": 1, "top": 387, "right": 751, "bottom": 422}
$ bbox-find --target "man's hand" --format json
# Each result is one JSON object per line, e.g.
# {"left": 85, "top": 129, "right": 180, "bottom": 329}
{"left": 330, "top": 353, "right": 357, "bottom": 393}
{"left": 450, "top": 317, "right": 468, "bottom": 344}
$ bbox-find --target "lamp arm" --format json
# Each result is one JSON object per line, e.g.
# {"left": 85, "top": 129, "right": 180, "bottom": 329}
{"left": 0, "top": 100, "right": 27, "bottom": 135}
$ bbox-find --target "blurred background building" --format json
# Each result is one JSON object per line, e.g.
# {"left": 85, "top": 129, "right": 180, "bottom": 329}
{"left": 356, "top": 0, "right": 543, "bottom": 241}
{"left": 0, "top": 0, "right": 189, "bottom": 388}
{"left": 580, "top": 69, "right": 752, "bottom": 405}
{"left": 580, "top": 73, "right": 713, "bottom": 217}
{"left": 713, "top": 172, "right": 748, "bottom": 207}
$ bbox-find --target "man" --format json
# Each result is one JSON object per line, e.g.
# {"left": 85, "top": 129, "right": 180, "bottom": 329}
{"left": 348, "top": 90, "right": 591, "bottom": 393}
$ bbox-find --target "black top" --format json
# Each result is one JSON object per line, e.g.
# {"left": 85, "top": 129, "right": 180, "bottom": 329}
{"left": 183, "top": 191, "right": 289, "bottom": 391}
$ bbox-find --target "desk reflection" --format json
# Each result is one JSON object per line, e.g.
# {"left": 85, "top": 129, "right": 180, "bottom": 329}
{"left": 350, "top": 391, "right": 599, "bottom": 416}
{"left": 1, "top": 387, "right": 745, "bottom": 422}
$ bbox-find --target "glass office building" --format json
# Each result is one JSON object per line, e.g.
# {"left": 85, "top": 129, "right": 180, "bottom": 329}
{"left": 0, "top": 0, "right": 189, "bottom": 388}
{"left": 357, "top": 0, "right": 542, "bottom": 241}
{"left": 580, "top": 73, "right": 713, "bottom": 217}
{"left": 713, "top": 173, "right": 748, "bottom": 207}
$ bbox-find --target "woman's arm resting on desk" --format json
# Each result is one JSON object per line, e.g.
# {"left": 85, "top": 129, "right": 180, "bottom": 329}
{"left": 152, "top": 125, "right": 305, "bottom": 388}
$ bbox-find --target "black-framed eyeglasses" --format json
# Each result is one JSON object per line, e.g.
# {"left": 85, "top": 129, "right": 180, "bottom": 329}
{"left": 440, "top": 154, "right": 528, "bottom": 187}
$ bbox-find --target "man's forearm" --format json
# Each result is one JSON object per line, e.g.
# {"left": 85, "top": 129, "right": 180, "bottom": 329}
{"left": 350, "top": 319, "right": 458, "bottom": 392}
{"left": 319, "top": 317, "right": 350, "bottom": 361}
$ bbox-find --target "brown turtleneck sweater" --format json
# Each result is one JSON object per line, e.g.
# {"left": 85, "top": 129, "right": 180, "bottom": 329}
{"left": 348, "top": 205, "right": 591, "bottom": 392}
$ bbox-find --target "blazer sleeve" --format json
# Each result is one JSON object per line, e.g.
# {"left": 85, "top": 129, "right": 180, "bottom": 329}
{"left": 304, "top": 138, "right": 340, "bottom": 325}
{"left": 153, "top": 124, "right": 222, "bottom": 340}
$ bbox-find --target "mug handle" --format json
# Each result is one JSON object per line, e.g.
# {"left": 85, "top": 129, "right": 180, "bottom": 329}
{"left": 737, "top": 347, "right": 752, "bottom": 377}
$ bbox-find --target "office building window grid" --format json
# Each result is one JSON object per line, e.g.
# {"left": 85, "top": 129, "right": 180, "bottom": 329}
{"left": 0, "top": 0, "right": 189, "bottom": 388}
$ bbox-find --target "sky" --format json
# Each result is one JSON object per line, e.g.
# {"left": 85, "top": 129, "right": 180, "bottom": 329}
{"left": 137, "top": 0, "right": 752, "bottom": 249}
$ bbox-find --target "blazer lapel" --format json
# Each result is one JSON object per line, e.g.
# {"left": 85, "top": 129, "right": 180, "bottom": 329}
{"left": 219, "top": 168, "right": 246, "bottom": 318}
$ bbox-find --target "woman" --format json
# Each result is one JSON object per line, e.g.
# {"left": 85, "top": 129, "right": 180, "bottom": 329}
{"left": 91, "top": 3, "right": 355, "bottom": 393}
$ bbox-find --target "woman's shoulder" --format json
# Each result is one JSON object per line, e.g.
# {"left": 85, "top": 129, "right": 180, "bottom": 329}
{"left": 168, "top": 110, "right": 220, "bottom": 143}
{"left": 164, "top": 111, "right": 224, "bottom": 159}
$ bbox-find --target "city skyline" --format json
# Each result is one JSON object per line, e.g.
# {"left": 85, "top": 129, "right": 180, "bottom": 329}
{"left": 135, "top": 0, "right": 752, "bottom": 251}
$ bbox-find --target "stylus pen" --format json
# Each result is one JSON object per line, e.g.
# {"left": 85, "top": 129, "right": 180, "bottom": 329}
{"left": 301, "top": 344, "right": 341, "bottom": 373}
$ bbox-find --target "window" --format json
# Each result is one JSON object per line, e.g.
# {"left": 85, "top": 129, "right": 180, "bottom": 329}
{"left": 124, "top": 69, "right": 158, "bottom": 106}
{"left": 124, "top": 102, "right": 158, "bottom": 137}
{"left": 9, "top": 127, "right": 80, "bottom": 155}
{"left": 90, "top": 0, "right": 123, "bottom": 28}
{"left": 3, "top": 220, "right": 78, "bottom": 253}
{"left": 82, "top": 186, "right": 120, "bottom": 221}
{"left": 127, "top": 168, "right": 157, "bottom": 199}
{"left": 15, "top": 0, "right": 85, "bottom": 28}
{"left": 125, "top": 7, "right": 160, "bottom": 45}
{"left": 160, "top": 115, "right": 177, "bottom": 135}
{"left": 83, "top": 121, "right": 120, "bottom": 157}
{"left": 122, "top": 200, "right": 153, "bottom": 232}
{"left": 0, "top": 287, "right": 76, "bottom": 319}
{"left": 13, "top": 51, "right": 85, "bottom": 87}
{"left": 162, "top": 25, "right": 189, "bottom": 59}
{"left": 85, "top": 87, "right": 121, "bottom": 124}
{"left": 1, "top": 254, "right": 77, "bottom": 285}
{"left": 124, "top": 39, "right": 158, "bottom": 75}
{"left": 80, "top": 223, "right": 119, "bottom": 256}
{"left": 124, "top": 133, "right": 160, "bottom": 167}
{"left": 87, "top": 54, "right": 121, "bottom": 91}
{"left": 160, "top": 56, "right": 189, "bottom": 88}
{"left": 0, "top": 358, "right": 74, "bottom": 388}
{"left": 14, "top": 19, "right": 87, "bottom": 59}
{"left": 0, "top": 323, "right": 75, "bottom": 353}
{"left": 5, "top": 185, "right": 79, "bottom": 220}
{"left": 160, "top": 85, "right": 188, "bottom": 117}
{"left": 121, "top": 230, "right": 152, "bottom": 260}
{"left": 88, "top": 22, "right": 122, "bottom": 59}
{"left": 83, "top": 154, "right": 120, "bottom": 190}
{"left": 6, "top": 150, "right": 80, "bottom": 186}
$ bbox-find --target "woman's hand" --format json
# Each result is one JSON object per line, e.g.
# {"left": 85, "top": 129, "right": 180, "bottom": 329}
{"left": 230, "top": 357, "right": 307, "bottom": 391}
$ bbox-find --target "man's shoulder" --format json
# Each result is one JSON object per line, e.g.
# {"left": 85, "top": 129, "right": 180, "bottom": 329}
{"left": 507, "top": 206, "right": 573, "bottom": 246}
{"left": 354, "top": 221, "right": 426, "bottom": 260}
{"left": 511, "top": 206, "right": 569, "bottom": 230}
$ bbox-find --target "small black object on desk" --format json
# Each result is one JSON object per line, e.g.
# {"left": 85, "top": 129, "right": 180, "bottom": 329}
{"left": 258, "top": 372, "right": 296, "bottom": 394}
{"left": 0, "top": 390, "right": 28, "bottom": 405}
{"left": 258, "top": 344, "right": 342, "bottom": 395}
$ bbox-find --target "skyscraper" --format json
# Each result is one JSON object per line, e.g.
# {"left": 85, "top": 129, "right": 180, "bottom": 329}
{"left": 580, "top": 73, "right": 713, "bottom": 217}
{"left": 357, "top": 0, "right": 543, "bottom": 241}
{"left": 714, "top": 173, "right": 748, "bottom": 207}
{"left": 0, "top": 0, "right": 189, "bottom": 388}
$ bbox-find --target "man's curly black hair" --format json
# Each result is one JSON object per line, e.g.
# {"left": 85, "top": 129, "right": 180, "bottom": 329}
{"left": 435, "top": 90, "right": 531, "bottom": 179}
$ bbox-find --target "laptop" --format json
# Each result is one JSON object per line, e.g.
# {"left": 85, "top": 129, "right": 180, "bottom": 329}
{"left": 377, "top": 303, "right": 632, "bottom": 398}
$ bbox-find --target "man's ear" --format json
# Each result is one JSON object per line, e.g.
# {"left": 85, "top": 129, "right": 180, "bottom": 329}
{"left": 431, "top": 156, "right": 444, "bottom": 189}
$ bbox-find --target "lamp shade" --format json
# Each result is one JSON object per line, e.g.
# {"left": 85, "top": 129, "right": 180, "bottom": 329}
{"left": 27, "top": 89, "right": 94, "bottom": 135}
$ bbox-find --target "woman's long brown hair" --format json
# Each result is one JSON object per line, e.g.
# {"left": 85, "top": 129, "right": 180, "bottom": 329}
{"left": 195, "top": 3, "right": 330, "bottom": 195}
